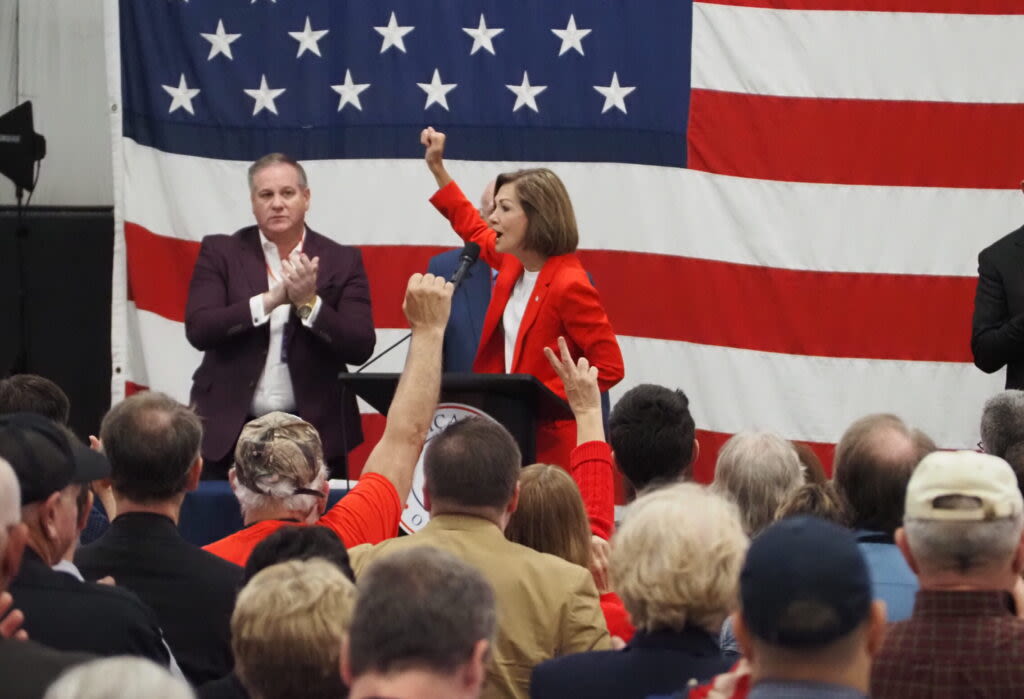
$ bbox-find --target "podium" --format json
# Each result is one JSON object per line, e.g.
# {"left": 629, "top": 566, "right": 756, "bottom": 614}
{"left": 340, "top": 372, "right": 572, "bottom": 464}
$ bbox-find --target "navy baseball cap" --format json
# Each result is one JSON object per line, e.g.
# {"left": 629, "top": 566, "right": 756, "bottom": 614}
{"left": 0, "top": 412, "right": 110, "bottom": 505}
{"left": 740, "top": 515, "right": 872, "bottom": 648}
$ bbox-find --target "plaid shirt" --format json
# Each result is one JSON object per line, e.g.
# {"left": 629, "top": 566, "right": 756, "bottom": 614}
{"left": 872, "top": 589, "right": 1024, "bottom": 699}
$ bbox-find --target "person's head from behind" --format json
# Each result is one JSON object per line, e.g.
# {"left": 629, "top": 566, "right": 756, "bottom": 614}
{"left": 489, "top": 168, "right": 578, "bottom": 259}
{"left": 245, "top": 524, "right": 354, "bottom": 583}
{"left": 712, "top": 431, "right": 803, "bottom": 536}
{"left": 233, "top": 558, "right": 355, "bottom": 699}
{"left": 980, "top": 390, "right": 1024, "bottom": 491}
{"left": 611, "top": 483, "right": 747, "bottom": 636}
{"left": 775, "top": 482, "right": 852, "bottom": 528}
{"left": 342, "top": 547, "right": 496, "bottom": 699}
{"left": 100, "top": 392, "right": 202, "bottom": 505}
{"left": 898, "top": 451, "right": 1024, "bottom": 591}
{"left": 0, "top": 375, "right": 70, "bottom": 424}
{"left": 504, "top": 463, "right": 590, "bottom": 568}
{"left": 423, "top": 417, "right": 521, "bottom": 525}
{"left": 608, "top": 384, "right": 697, "bottom": 492}
{"left": 980, "top": 390, "right": 1024, "bottom": 458}
{"left": 0, "top": 458, "right": 27, "bottom": 590}
{"left": 0, "top": 413, "right": 109, "bottom": 565}
{"left": 733, "top": 516, "right": 886, "bottom": 691}
{"left": 230, "top": 412, "right": 329, "bottom": 525}
{"left": 832, "top": 413, "right": 935, "bottom": 536}
{"left": 43, "top": 657, "right": 194, "bottom": 699}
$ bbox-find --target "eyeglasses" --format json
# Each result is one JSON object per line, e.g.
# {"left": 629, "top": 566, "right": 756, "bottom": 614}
{"left": 977, "top": 441, "right": 986, "bottom": 452}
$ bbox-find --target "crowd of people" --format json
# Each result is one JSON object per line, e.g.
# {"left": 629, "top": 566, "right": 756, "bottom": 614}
{"left": 1, "top": 267, "right": 1024, "bottom": 698}
{"left": 1, "top": 145, "right": 1022, "bottom": 697}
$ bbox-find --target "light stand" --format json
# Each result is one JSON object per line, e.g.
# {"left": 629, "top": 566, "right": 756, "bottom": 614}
{"left": 0, "top": 101, "right": 47, "bottom": 374}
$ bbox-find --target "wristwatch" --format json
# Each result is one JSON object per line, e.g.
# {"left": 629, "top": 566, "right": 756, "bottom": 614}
{"left": 296, "top": 298, "right": 316, "bottom": 320}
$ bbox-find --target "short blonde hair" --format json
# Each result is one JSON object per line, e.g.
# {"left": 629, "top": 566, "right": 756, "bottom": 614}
{"left": 232, "top": 558, "right": 355, "bottom": 699}
{"left": 505, "top": 463, "right": 591, "bottom": 568}
{"left": 610, "top": 483, "right": 748, "bottom": 634}
{"left": 713, "top": 431, "right": 803, "bottom": 535}
{"left": 494, "top": 168, "right": 578, "bottom": 256}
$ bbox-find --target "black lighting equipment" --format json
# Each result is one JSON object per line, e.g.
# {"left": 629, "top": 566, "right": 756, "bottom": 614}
{"left": 1, "top": 101, "right": 46, "bottom": 375}
{"left": 0, "top": 101, "right": 47, "bottom": 201}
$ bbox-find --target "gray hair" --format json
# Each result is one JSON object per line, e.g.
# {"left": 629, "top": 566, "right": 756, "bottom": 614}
{"left": 0, "top": 457, "right": 19, "bottom": 529}
{"left": 712, "top": 431, "right": 804, "bottom": 535}
{"left": 43, "top": 657, "right": 194, "bottom": 699}
{"left": 231, "top": 466, "right": 327, "bottom": 523}
{"left": 248, "top": 153, "right": 308, "bottom": 191}
{"left": 980, "top": 390, "right": 1024, "bottom": 458}
{"left": 905, "top": 496, "right": 1024, "bottom": 575}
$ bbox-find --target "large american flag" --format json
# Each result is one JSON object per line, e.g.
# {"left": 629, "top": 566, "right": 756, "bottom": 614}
{"left": 105, "top": 0, "right": 1022, "bottom": 480}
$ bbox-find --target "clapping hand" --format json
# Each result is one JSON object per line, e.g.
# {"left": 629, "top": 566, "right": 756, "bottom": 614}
{"left": 281, "top": 252, "right": 320, "bottom": 307}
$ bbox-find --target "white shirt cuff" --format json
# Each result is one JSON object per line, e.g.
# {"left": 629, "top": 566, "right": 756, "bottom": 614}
{"left": 250, "top": 294, "right": 271, "bottom": 326}
{"left": 301, "top": 295, "right": 323, "bottom": 328}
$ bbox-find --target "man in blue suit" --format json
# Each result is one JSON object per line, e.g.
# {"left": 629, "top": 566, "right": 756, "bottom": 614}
{"left": 427, "top": 180, "right": 495, "bottom": 372}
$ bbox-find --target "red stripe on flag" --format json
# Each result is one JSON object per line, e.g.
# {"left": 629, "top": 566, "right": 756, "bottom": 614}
{"left": 125, "top": 223, "right": 200, "bottom": 322}
{"left": 696, "top": 0, "right": 1024, "bottom": 12}
{"left": 688, "top": 89, "right": 1024, "bottom": 189}
{"left": 126, "top": 223, "right": 975, "bottom": 361}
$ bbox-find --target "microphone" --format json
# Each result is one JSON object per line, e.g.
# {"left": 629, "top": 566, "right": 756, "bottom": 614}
{"left": 449, "top": 242, "right": 481, "bottom": 290}
{"left": 355, "top": 243, "right": 480, "bottom": 373}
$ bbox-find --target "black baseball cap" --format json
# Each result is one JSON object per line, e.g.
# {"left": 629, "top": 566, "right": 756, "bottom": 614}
{"left": 0, "top": 412, "right": 110, "bottom": 505}
{"left": 740, "top": 515, "right": 872, "bottom": 648}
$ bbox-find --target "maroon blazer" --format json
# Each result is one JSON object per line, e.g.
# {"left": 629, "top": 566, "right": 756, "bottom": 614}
{"left": 185, "top": 226, "right": 375, "bottom": 468}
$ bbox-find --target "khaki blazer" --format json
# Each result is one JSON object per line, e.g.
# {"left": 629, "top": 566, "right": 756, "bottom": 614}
{"left": 350, "top": 514, "right": 611, "bottom": 699}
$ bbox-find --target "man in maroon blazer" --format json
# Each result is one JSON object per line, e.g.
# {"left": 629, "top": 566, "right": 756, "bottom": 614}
{"left": 185, "top": 153, "right": 375, "bottom": 478}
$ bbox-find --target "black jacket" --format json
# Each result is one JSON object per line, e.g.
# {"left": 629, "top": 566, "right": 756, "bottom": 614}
{"left": 972, "top": 224, "right": 1024, "bottom": 388}
{"left": 9, "top": 548, "right": 169, "bottom": 664}
{"left": 77, "top": 512, "right": 243, "bottom": 685}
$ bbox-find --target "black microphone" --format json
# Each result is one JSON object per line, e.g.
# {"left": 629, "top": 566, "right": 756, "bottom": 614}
{"left": 449, "top": 242, "right": 481, "bottom": 290}
{"left": 355, "top": 243, "right": 480, "bottom": 373}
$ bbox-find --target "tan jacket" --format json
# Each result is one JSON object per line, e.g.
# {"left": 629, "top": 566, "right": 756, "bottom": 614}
{"left": 350, "top": 514, "right": 611, "bottom": 699}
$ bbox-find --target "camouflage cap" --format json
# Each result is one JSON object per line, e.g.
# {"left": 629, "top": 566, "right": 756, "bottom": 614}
{"left": 233, "top": 412, "right": 326, "bottom": 498}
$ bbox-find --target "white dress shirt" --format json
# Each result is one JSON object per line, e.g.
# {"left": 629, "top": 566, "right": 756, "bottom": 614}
{"left": 247, "top": 229, "right": 322, "bottom": 417}
{"left": 503, "top": 268, "right": 540, "bottom": 373}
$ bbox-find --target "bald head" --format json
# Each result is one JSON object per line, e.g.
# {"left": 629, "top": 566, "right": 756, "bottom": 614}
{"left": 0, "top": 457, "right": 24, "bottom": 590}
{"left": 833, "top": 414, "right": 936, "bottom": 535}
{"left": 0, "top": 458, "right": 19, "bottom": 529}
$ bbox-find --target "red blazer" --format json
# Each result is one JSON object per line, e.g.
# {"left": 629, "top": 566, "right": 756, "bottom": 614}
{"left": 430, "top": 181, "right": 624, "bottom": 402}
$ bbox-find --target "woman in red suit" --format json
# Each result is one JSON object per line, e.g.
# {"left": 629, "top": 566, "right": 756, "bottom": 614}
{"left": 420, "top": 127, "right": 625, "bottom": 467}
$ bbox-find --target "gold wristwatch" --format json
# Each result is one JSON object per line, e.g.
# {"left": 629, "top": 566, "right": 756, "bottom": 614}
{"left": 296, "top": 297, "right": 316, "bottom": 320}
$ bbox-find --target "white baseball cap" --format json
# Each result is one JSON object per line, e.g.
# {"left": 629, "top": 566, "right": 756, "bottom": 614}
{"left": 905, "top": 451, "right": 1023, "bottom": 521}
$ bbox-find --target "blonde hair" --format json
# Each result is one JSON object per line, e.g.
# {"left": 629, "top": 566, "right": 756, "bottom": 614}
{"left": 232, "top": 558, "right": 356, "bottom": 699}
{"left": 494, "top": 169, "right": 579, "bottom": 256}
{"left": 504, "top": 463, "right": 591, "bottom": 568}
{"left": 611, "top": 483, "right": 748, "bottom": 634}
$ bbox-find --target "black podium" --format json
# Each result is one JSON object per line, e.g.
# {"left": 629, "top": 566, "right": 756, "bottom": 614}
{"left": 340, "top": 372, "right": 571, "bottom": 464}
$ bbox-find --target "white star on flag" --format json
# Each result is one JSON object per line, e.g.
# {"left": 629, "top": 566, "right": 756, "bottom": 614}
{"left": 331, "top": 70, "right": 371, "bottom": 111}
{"left": 200, "top": 19, "right": 241, "bottom": 61}
{"left": 593, "top": 72, "right": 636, "bottom": 114}
{"left": 243, "top": 74, "right": 286, "bottom": 116}
{"left": 506, "top": 72, "right": 547, "bottom": 113}
{"left": 552, "top": 14, "right": 592, "bottom": 56}
{"left": 289, "top": 16, "right": 329, "bottom": 58}
{"left": 417, "top": 69, "right": 457, "bottom": 111}
{"left": 161, "top": 74, "right": 200, "bottom": 115}
{"left": 463, "top": 15, "right": 504, "bottom": 56}
{"left": 375, "top": 12, "right": 414, "bottom": 54}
